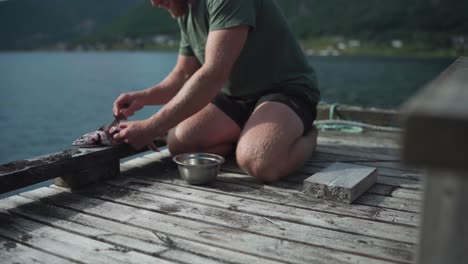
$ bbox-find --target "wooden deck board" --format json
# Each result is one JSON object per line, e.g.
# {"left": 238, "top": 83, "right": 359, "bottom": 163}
{"left": 0, "top": 235, "right": 76, "bottom": 264}
{"left": 0, "top": 208, "right": 174, "bottom": 264}
{"left": 1, "top": 131, "right": 422, "bottom": 264}
{"left": 133, "top": 171, "right": 420, "bottom": 228}
{"left": 18, "top": 187, "right": 394, "bottom": 264}
{"left": 72, "top": 182, "right": 414, "bottom": 263}
{"left": 1, "top": 195, "right": 270, "bottom": 264}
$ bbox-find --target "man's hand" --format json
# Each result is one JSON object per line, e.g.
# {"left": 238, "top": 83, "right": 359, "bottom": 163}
{"left": 113, "top": 119, "right": 160, "bottom": 151}
{"left": 113, "top": 92, "right": 145, "bottom": 119}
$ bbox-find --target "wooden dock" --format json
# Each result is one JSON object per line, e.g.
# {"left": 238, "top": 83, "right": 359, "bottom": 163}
{"left": 0, "top": 129, "right": 421, "bottom": 264}
{"left": 2, "top": 56, "right": 467, "bottom": 264}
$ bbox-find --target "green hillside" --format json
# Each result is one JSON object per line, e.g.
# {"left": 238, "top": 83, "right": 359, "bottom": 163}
{"left": 277, "top": 0, "right": 468, "bottom": 39}
{"left": 94, "top": 0, "right": 467, "bottom": 56}
{"left": 2, "top": 0, "right": 467, "bottom": 55}
{"left": 0, "top": 0, "right": 144, "bottom": 49}
{"left": 93, "top": 2, "right": 176, "bottom": 41}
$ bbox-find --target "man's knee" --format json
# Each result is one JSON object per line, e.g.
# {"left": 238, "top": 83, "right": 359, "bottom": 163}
{"left": 236, "top": 146, "right": 282, "bottom": 183}
{"left": 167, "top": 129, "right": 197, "bottom": 155}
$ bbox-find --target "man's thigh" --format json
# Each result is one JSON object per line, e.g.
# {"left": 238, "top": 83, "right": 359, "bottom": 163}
{"left": 169, "top": 103, "right": 241, "bottom": 151}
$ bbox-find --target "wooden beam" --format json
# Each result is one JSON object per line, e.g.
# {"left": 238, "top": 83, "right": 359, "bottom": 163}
{"left": 317, "top": 104, "right": 399, "bottom": 127}
{"left": 303, "top": 162, "right": 377, "bottom": 204}
{"left": 401, "top": 57, "right": 468, "bottom": 170}
{"left": 0, "top": 139, "right": 167, "bottom": 194}
{"left": 416, "top": 170, "right": 468, "bottom": 264}
{"left": 401, "top": 57, "right": 468, "bottom": 264}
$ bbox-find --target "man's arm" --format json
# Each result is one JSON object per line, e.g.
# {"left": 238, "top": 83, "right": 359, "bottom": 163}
{"left": 141, "top": 55, "right": 201, "bottom": 105}
{"left": 113, "top": 55, "right": 201, "bottom": 117}
{"left": 113, "top": 25, "right": 249, "bottom": 149}
{"left": 147, "top": 25, "right": 250, "bottom": 135}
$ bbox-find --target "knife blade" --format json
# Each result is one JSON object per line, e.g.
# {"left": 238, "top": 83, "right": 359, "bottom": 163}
{"left": 107, "top": 103, "right": 129, "bottom": 132}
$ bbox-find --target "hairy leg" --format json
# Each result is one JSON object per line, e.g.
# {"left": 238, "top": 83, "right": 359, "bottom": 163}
{"left": 236, "top": 102, "right": 317, "bottom": 182}
{"left": 168, "top": 103, "right": 241, "bottom": 156}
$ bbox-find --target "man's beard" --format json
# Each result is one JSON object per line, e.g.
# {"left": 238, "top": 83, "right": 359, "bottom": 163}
{"left": 169, "top": 0, "right": 189, "bottom": 18}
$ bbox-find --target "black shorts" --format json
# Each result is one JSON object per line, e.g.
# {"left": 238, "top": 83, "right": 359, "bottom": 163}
{"left": 212, "top": 89, "right": 317, "bottom": 135}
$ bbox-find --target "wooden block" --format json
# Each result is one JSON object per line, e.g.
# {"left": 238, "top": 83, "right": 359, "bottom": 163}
{"left": 303, "top": 162, "right": 377, "bottom": 204}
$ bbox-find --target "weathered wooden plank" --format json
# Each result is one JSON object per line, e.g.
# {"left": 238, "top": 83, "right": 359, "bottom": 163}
{"left": 139, "top": 152, "right": 421, "bottom": 226}
{"left": 367, "top": 184, "right": 394, "bottom": 196}
{"left": 317, "top": 104, "right": 399, "bottom": 127}
{"left": 303, "top": 163, "right": 377, "bottom": 204}
{"left": 236, "top": 170, "right": 420, "bottom": 214}
{"left": 402, "top": 57, "right": 468, "bottom": 171}
{"left": 375, "top": 209, "right": 420, "bottom": 227}
{"left": 317, "top": 130, "right": 401, "bottom": 149}
{"left": 316, "top": 145, "right": 400, "bottom": 162}
{"left": 317, "top": 143, "right": 401, "bottom": 158}
{"left": 0, "top": 139, "right": 166, "bottom": 194}
{"left": 75, "top": 183, "right": 415, "bottom": 263}
{"left": 1, "top": 195, "right": 273, "bottom": 264}
{"left": 118, "top": 171, "right": 419, "bottom": 243}
{"left": 127, "top": 157, "right": 420, "bottom": 228}
{"left": 391, "top": 188, "right": 423, "bottom": 201}
{"left": 0, "top": 209, "right": 174, "bottom": 264}
{"left": 0, "top": 235, "right": 75, "bottom": 264}
{"left": 356, "top": 194, "right": 421, "bottom": 213}
{"left": 377, "top": 176, "right": 422, "bottom": 190}
{"left": 416, "top": 170, "right": 468, "bottom": 264}
{"left": 219, "top": 167, "right": 418, "bottom": 204}
{"left": 21, "top": 187, "right": 394, "bottom": 264}
{"left": 136, "top": 151, "right": 420, "bottom": 225}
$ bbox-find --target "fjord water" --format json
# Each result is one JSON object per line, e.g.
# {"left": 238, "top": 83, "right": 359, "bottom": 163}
{"left": 0, "top": 51, "right": 453, "bottom": 165}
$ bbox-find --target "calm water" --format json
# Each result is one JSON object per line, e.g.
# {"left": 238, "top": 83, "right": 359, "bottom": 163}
{"left": 0, "top": 52, "right": 453, "bottom": 164}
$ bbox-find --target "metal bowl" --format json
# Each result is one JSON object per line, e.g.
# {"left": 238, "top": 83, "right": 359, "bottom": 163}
{"left": 173, "top": 153, "right": 225, "bottom": 185}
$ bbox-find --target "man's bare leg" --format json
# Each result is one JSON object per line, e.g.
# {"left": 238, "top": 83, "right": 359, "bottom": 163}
{"left": 167, "top": 103, "right": 241, "bottom": 156}
{"left": 236, "top": 101, "right": 317, "bottom": 182}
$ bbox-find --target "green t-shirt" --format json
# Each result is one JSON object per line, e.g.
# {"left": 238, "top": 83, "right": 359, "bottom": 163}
{"left": 178, "top": 0, "right": 320, "bottom": 103}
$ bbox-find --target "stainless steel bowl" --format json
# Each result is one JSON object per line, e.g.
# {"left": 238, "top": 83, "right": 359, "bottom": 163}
{"left": 173, "top": 153, "right": 225, "bottom": 185}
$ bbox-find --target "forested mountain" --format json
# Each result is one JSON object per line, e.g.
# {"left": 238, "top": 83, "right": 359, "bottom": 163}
{"left": 276, "top": 0, "right": 467, "bottom": 41}
{"left": 1, "top": 0, "right": 467, "bottom": 50}
{"left": 0, "top": 0, "right": 144, "bottom": 49}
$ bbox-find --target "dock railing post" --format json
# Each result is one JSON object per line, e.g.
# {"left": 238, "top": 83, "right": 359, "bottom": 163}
{"left": 401, "top": 57, "right": 468, "bottom": 264}
{"left": 0, "top": 139, "right": 167, "bottom": 194}
{"left": 54, "top": 155, "right": 121, "bottom": 189}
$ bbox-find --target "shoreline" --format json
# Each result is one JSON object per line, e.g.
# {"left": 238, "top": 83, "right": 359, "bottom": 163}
{"left": 0, "top": 48, "right": 462, "bottom": 59}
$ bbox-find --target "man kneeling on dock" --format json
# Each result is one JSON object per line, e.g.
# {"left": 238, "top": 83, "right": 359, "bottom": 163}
{"left": 112, "top": 0, "right": 320, "bottom": 182}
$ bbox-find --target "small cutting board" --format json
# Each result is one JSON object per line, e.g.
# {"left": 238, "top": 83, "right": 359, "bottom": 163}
{"left": 303, "top": 162, "right": 377, "bottom": 204}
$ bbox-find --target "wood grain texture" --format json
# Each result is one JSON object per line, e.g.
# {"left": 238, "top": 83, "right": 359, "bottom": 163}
{"left": 0, "top": 133, "right": 425, "bottom": 264}
{"left": 19, "top": 187, "right": 394, "bottom": 264}
{"left": 416, "top": 170, "right": 468, "bottom": 264}
{"left": 0, "top": 209, "right": 174, "bottom": 264}
{"left": 303, "top": 163, "right": 378, "bottom": 204}
{"left": 0, "top": 235, "right": 75, "bottom": 264}
{"left": 1, "top": 195, "right": 269, "bottom": 264}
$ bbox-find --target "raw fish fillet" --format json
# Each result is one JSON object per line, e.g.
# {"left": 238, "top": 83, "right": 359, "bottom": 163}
{"left": 72, "top": 127, "right": 119, "bottom": 147}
